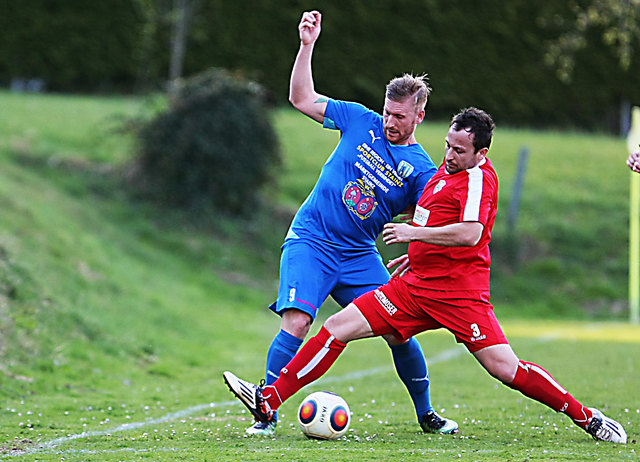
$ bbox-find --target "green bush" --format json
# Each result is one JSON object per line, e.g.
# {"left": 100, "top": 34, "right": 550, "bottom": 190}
{"left": 132, "top": 68, "right": 280, "bottom": 215}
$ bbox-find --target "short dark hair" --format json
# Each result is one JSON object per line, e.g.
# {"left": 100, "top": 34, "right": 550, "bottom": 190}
{"left": 386, "top": 74, "right": 431, "bottom": 113}
{"left": 450, "top": 107, "right": 495, "bottom": 152}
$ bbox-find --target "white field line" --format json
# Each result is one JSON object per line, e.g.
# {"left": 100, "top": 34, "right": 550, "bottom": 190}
{"left": 3, "top": 401, "right": 238, "bottom": 458}
{"left": 6, "top": 335, "right": 562, "bottom": 458}
{"left": 4, "top": 346, "right": 465, "bottom": 457}
{"left": 317, "top": 344, "right": 466, "bottom": 384}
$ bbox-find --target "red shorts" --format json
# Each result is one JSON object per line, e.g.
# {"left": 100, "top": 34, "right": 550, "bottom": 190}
{"left": 352, "top": 276, "right": 508, "bottom": 353}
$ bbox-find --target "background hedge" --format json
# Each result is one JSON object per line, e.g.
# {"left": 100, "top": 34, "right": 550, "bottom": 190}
{"left": 1, "top": 0, "right": 638, "bottom": 132}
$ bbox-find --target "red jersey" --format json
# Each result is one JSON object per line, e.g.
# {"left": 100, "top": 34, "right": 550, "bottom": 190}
{"left": 403, "top": 157, "right": 498, "bottom": 293}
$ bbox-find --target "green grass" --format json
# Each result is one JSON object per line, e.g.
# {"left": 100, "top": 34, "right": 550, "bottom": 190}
{"left": 0, "top": 91, "right": 148, "bottom": 165}
{"left": 0, "top": 91, "right": 638, "bottom": 460}
{"left": 2, "top": 321, "right": 639, "bottom": 461}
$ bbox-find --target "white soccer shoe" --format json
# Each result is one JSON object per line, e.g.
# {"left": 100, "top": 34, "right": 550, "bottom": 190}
{"left": 245, "top": 419, "right": 277, "bottom": 436}
{"left": 585, "top": 408, "right": 627, "bottom": 444}
{"left": 223, "top": 371, "right": 275, "bottom": 423}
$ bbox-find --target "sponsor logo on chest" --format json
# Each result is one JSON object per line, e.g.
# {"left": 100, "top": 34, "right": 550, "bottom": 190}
{"left": 413, "top": 205, "right": 430, "bottom": 227}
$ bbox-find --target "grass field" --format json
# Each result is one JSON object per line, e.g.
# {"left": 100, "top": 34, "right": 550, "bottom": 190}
{"left": 0, "top": 90, "right": 639, "bottom": 460}
{"left": 3, "top": 321, "right": 639, "bottom": 461}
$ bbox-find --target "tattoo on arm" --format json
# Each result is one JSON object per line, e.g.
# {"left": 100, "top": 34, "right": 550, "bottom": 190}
{"left": 314, "top": 97, "right": 328, "bottom": 104}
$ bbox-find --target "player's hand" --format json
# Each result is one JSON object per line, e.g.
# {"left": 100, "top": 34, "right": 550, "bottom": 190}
{"left": 627, "top": 150, "right": 640, "bottom": 173}
{"left": 382, "top": 222, "right": 414, "bottom": 245}
{"left": 387, "top": 254, "right": 410, "bottom": 278}
{"left": 299, "top": 10, "right": 321, "bottom": 45}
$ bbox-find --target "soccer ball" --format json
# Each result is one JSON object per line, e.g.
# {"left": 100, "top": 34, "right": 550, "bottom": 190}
{"left": 297, "top": 391, "right": 351, "bottom": 440}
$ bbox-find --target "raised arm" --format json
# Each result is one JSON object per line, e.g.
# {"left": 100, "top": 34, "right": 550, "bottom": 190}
{"left": 289, "top": 10, "right": 328, "bottom": 123}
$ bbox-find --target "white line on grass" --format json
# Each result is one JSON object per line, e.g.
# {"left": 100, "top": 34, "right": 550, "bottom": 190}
{"left": 4, "top": 346, "right": 466, "bottom": 457}
{"left": 317, "top": 345, "right": 466, "bottom": 384}
{"left": 6, "top": 332, "right": 569, "bottom": 458}
{"left": 3, "top": 401, "right": 238, "bottom": 458}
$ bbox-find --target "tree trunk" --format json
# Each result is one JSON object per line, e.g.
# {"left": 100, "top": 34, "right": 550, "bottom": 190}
{"left": 169, "top": 0, "right": 188, "bottom": 88}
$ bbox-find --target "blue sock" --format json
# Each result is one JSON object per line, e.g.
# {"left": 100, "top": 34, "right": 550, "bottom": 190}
{"left": 390, "top": 337, "right": 433, "bottom": 421}
{"left": 264, "top": 329, "right": 303, "bottom": 421}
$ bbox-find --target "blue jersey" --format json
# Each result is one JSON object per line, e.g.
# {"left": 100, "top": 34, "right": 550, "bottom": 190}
{"left": 286, "top": 99, "right": 437, "bottom": 249}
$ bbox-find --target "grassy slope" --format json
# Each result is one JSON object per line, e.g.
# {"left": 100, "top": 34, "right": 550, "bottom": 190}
{"left": 0, "top": 91, "right": 284, "bottom": 425}
{"left": 0, "top": 92, "right": 638, "bottom": 460}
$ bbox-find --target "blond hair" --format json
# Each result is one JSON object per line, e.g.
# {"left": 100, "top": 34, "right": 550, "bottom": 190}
{"left": 386, "top": 74, "right": 431, "bottom": 112}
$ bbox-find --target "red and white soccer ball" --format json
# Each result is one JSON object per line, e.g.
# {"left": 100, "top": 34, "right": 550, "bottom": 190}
{"left": 297, "top": 391, "right": 351, "bottom": 440}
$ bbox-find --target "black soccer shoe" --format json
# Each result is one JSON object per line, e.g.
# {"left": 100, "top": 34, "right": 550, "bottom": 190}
{"left": 420, "top": 410, "right": 459, "bottom": 434}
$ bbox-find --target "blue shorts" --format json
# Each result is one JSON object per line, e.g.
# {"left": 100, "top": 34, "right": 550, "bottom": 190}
{"left": 269, "top": 238, "right": 390, "bottom": 320}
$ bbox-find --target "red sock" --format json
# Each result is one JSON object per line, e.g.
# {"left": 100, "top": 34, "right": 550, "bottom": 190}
{"left": 264, "top": 326, "right": 346, "bottom": 411}
{"left": 509, "top": 360, "right": 592, "bottom": 429}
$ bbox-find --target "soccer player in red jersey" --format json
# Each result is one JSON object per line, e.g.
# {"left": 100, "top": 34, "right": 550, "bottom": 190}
{"left": 224, "top": 107, "right": 627, "bottom": 444}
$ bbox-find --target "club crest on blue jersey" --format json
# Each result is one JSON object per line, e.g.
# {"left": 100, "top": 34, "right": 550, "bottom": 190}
{"left": 397, "top": 160, "right": 414, "bottom": 178}
{"left": 343, "top": 179, "right": 378, "bottom": 220}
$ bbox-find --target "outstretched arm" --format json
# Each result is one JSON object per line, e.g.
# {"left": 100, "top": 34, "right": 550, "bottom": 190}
{"left": 289, "top": 10, "right": 328, "bottom": 123}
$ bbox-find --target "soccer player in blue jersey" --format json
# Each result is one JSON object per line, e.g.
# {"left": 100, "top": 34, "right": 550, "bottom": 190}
{"left": 245, "top": 9, "right": 457, "bottom": 436}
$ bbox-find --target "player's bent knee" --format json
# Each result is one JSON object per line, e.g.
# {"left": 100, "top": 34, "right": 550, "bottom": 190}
{"left": 323, "top": 313, "right": 344, "bottom": 338}
{"left": 486, "top": 358, "right": 518, "bottom": 383}
{"left": 493, "top": 366, "right": 517, "bottom": 384}
{"left": 281, "top": 309, "right": 313, "bottom": 339}
{"left": 474, "top": 345, "right": 518, "bottom": 383}
{"left": 324, "top": 304, "right": 374, "bottom": 343}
